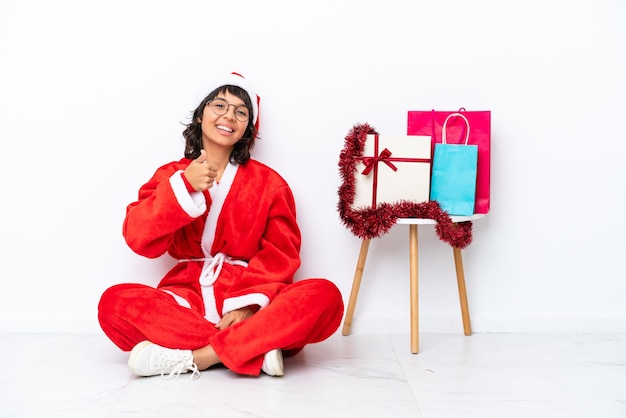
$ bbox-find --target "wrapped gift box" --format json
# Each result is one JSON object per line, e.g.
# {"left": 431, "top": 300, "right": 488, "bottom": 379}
{"left": 352, "top": 134, "right": 432, "bottom": 209}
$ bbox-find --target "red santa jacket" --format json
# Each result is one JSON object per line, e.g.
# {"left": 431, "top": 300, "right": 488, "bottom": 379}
{"left": 123, "top": 157, "right": 302, "bottom": 320}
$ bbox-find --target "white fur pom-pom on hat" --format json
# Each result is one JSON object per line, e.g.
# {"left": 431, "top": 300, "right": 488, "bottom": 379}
{"left": 195, "top": 72, "right": 260, "bottom": 129}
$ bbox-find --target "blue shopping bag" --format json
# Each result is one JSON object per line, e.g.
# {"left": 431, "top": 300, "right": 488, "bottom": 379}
{"left": 430, "top": 113, "right": 478, "bottom": 216}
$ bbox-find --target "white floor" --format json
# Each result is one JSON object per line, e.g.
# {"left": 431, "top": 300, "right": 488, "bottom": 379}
{"left": 1, "top": 332, "right": 625, "bottom": 418}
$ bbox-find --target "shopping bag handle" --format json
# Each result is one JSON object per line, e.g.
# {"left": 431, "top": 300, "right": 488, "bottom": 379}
{"left": 442, "top": 113, "right": 470, "bottom": 145}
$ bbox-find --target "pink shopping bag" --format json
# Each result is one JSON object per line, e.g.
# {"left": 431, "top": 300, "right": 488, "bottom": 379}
{"left": 407, "top": 108, "right": 491, "bottom": 214}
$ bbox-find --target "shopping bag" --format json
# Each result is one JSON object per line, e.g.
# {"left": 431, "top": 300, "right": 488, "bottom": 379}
{"left": 430, "top": 113, "right": 478, "bottom": 216}
{"left": 407, "top": 108, "right": 490, "bottom": 214}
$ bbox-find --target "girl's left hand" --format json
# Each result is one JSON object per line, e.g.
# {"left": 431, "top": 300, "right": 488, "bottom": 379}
{"left": 215, "top": 307, "right": 254, "bottom": 330}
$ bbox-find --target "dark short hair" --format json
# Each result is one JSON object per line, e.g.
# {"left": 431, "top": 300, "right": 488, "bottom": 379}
{"left": 182, "top": 85, "right": 258, "bottom": 164}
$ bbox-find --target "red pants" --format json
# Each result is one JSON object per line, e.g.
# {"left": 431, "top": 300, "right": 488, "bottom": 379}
{"left": 98, "top": 279, "right": 344, "bottom": 376}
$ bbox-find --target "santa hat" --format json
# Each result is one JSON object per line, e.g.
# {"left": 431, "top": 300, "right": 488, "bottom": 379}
{"left": 195, "top": 72, "right": 260, "bottom": 131}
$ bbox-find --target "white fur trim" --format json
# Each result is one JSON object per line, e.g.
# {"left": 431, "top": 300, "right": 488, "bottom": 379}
{"left": 169, "top": 171, "right": 206, "bottom": 217}
{"left": 222, "top": 293, "right": 270, "bottom": 315}
{"left": 195, "top": 162, "right": 243, "bottom": 323}
{"left": 201, "top": 163, "right": 238, "bottom": 256}
{"left": 201, "top": 284, "right": 221, "bottom": 324}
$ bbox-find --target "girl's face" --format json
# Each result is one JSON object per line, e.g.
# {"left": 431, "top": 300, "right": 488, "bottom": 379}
{"left": 199, "top": 91, "right": 249, "bottom": 151}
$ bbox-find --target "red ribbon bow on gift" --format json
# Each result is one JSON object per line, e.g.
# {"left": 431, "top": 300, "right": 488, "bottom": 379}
{"left": 361, "top": 148, "right": 398, "bottom": 175}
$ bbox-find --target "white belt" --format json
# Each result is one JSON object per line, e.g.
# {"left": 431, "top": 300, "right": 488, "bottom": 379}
{"left": 179, "top": 253, "right": 249, "bottom": 286}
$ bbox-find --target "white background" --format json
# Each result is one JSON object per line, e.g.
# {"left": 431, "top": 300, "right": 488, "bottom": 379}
{"left": 1, "top": 0, "right": 624, "bottom": 334}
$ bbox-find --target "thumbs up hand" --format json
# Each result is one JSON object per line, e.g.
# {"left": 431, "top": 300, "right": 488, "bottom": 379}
{"left": 184, "top": 150, "right": 218, "bottom": 191}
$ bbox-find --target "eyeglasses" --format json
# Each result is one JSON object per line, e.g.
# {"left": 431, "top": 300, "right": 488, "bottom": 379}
{"left": 207, "top": 98, "right": 250, "bottom": 122}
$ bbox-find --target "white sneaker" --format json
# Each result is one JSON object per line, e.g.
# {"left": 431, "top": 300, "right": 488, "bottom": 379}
{"left": 261, "top": 349, "right": 284, "bottom": 377}
{"left": 128, "top": 341, "right": 200, "bottom": 380}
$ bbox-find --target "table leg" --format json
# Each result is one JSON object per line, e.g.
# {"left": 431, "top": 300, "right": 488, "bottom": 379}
{"left": 342, "top": 239, "right": 371, "bottom": 336}
{"left": 453, "top": 247, "right": 472, "bottom": 336}
{"left": 409, "top": 224, "right": 419, "bottom": 353}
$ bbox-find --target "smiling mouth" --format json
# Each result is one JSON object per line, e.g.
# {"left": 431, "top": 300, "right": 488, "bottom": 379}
{"left": 216, "top": 125, "right": 233, "bottom": 133}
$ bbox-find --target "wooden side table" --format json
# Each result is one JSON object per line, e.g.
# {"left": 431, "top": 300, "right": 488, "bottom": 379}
{"left": 341, "top": 214, "right": 484, "bottom": 353}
